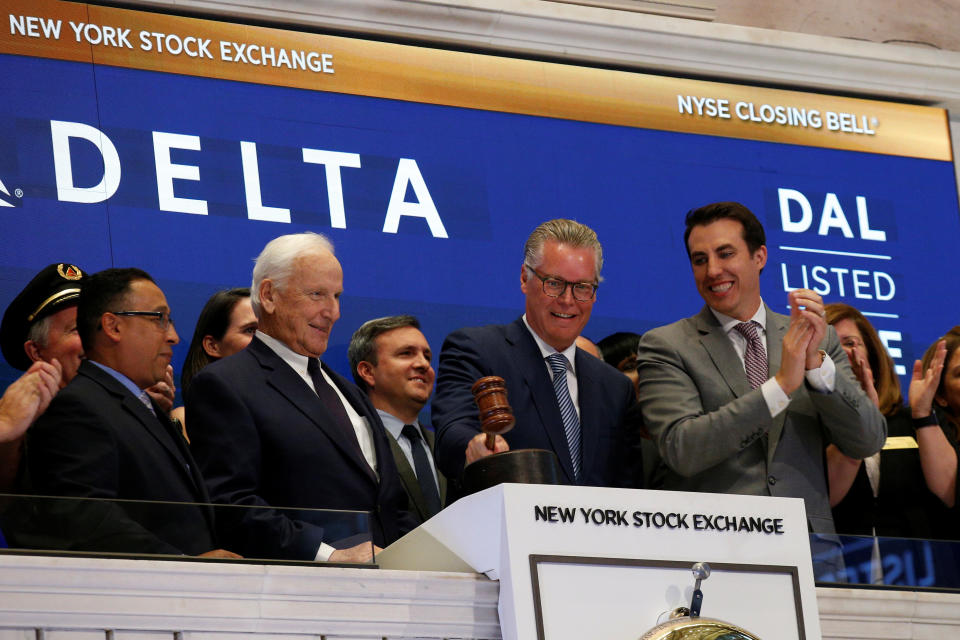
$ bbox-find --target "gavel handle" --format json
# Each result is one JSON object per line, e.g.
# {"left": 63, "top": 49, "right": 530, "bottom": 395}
{"left": 485, "top": 433, "right": 496, "bottom": 450}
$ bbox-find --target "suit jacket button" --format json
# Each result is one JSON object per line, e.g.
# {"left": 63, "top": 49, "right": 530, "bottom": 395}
{"left": 767, "top": 475, "right": 776, "bottom": 486}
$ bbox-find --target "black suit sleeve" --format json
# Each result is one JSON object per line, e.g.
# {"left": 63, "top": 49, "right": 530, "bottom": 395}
{"left": 23, "top": 393, "right": 184, "bottom": 555}
{"left": 187, "top": 368, "right": 327, "bottom": 560}
{"left": 432, "top": 329, "right": 490, "bottom": 479}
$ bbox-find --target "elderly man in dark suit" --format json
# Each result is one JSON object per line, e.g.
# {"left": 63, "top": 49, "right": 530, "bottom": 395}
{"left": 349, "top": 315, "right": 445, "bottom": 524}
{"left": 432, "top": 219, "right": 638, "bottom": 488}
{"left": 637, "top": 202, "right": 886, "bottom": 536}
{"left": 22, "top": 268, "right": 234, "bottom": 557}
{"left": 187, "top": 233, "right": 415, "bottom": 563}
{"left": 0, "top": 263, "right": 84, "bottom": 490}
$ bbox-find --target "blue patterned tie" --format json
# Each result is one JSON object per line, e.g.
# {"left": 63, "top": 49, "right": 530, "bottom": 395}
{"left": 138, "top": 391, "right": 157, "bottom": 417}
{"left": 547, "top": 352, "right": 581, "bottom": 480}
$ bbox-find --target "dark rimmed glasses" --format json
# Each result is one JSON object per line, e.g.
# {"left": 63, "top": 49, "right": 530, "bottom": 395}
{"left": 524, "top": 264, "right": 598, "bottom": 302}
{"left": 112, "top": 310, "right": 175, "bottom": 331}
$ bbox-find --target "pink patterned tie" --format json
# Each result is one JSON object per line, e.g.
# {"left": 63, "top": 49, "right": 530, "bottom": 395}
{"left": 734, "top": 321, "right": 768, "bottom": 389}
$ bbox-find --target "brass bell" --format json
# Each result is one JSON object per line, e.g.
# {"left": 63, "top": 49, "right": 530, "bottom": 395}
{"left": 637, "top": 563, "right": 762, "bottom": 639}
{"left": 637, "top": 616, "right": 761, "bottom": 639}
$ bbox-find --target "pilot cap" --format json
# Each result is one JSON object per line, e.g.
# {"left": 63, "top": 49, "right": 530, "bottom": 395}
{"left": 1, "top": 263, "right": 84, "bottom": 370}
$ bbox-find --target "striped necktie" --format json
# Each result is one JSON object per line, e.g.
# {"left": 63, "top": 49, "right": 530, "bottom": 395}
{"left": 547, "top": 352, "right": 581, "bottom": 481}
{"left": 734, "top": 321, "right": 768, "bottom": 389}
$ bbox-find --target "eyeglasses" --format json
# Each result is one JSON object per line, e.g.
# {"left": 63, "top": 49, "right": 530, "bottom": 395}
{"left": 112, "top": 310, "right": 175, "bottom": 331}
{"left": 524, "top": 264, "right": 598, "bottom": 302}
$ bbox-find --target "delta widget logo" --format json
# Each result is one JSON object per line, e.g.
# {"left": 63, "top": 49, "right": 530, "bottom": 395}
{"left": 0, "top": 177, "right": 22, "bottom": 207}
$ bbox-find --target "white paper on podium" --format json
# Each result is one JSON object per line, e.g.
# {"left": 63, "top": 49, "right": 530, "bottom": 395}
{"left": 379, "top": 484, "right": 821, "bottom": 640}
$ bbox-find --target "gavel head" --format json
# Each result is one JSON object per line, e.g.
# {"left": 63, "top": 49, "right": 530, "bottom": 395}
{"left": 471, "top": 375, "right": 516, "bottom": 436}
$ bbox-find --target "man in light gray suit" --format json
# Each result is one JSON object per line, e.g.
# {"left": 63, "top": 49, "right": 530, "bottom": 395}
{"left": 637, "top": 202, "right": 885, "bottom": 538}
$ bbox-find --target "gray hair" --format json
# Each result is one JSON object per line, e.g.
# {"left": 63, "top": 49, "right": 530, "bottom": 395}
{"left": 348, "top": 315, "right": 421, "bottom": 390}
{"left": 26, "top": 315, "right": 53, "bottom": 348}
{"left": 523, "top": 219, "right": 603, "bottom": 280}
{"left": 250, "top": 232, "right": 335, "bottom": 316}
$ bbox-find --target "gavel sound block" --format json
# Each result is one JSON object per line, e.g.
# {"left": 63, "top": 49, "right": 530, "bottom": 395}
{"left": 461, "top": 376, "right": 562, "bottom": 496}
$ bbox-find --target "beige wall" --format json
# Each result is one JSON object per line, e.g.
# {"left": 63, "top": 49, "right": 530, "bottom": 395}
{"left": 716, "top": 0, "right": 960, "bottom": 52}
{"left": 109, "top": 0, "right": 960, "bottom": 201}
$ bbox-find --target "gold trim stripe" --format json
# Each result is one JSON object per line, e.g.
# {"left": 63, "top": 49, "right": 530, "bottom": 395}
{"left": 27, "top": 288, "right": 81, "bottom": 322}
{"left": 0, "top": 0, "right": 951, "bottom": 160}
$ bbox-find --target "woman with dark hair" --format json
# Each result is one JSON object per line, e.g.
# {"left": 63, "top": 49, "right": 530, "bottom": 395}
{"left": 919, "top": 327, "right": 960, "bottom": 506}
{"left": 597, "top": 331, "right": 642, "bottom": 398}
{"left": 170, "top": 288, "right": 256, "bottom": 430}
{"left": 826, "top": 303, "right": 956, "bottom": 542}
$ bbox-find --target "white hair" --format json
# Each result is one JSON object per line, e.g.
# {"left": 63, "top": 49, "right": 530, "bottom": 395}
{"left": 250, "top": 232, "right": 335, "bottom": 316}
{"left": 26, "top": 315, "right": 53, "bottom": 348}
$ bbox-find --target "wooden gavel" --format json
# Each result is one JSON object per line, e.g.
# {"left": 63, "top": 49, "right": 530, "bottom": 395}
{"left": 471, "top": 376, "right": 516, "bottom": 450}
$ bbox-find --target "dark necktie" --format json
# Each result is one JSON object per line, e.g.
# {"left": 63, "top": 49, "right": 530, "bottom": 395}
{"left": 547, "top": 352, "right": 581, "bottom": 480}
{"left": 307, "top": 358, "right": 362, "bottom": 451}
{"left": 734, "top": 321, "right": 768, "bottom": 389}
{"left": 138, "top": 391, "right": 195, "bottom": 485}
{"left": 402, "top": 424, "right": 442, "bottom": 518}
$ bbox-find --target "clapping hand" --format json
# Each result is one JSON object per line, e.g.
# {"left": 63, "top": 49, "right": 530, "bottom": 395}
{"left": 910, "top": 340, "right": 946, "bottom": 419}
{"left": 848, "top": 349, "right": 880, "bottom": 408}
{"left": 0, "top": 359, "right": 62, "bottom": 443}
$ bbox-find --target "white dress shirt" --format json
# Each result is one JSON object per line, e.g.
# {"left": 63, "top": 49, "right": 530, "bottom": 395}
{"left": 255, "top": 330, "right": 377, "bottom": 562}
{"left": 522, "top": 314, "right": 581, "bottom": 418}
{"left": 709, "top": 300, "right": 835, "bottom": 418}
{"left": 378, "top": 410, "right": 441, "bottom": 490}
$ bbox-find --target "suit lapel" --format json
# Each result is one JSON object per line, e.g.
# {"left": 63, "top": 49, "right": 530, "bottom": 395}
{"left": 505, "top": 319, "right": 576, "bottom": 483}
{"left": 764, "top": 306, "right": 789, "bottom": 462}
{"left": 81, "top": 362, "right": 202, "bottom": 495}
{"left": 325, "top": 363, "right": 386, "bottom": 486}
{"left": 422, "top": 427, "right": 447, "bottom": 505}
{"left": 249, "top": 339, "right": 377, "bottom": 484}
{"left": 387, "top": 435, "right": 426, "bottom": 521}
{"left": 695, "top": 307, "right": 752, "bottom": 398}
{"left": 574, "top": 351, "right": 601, "bottom": 481}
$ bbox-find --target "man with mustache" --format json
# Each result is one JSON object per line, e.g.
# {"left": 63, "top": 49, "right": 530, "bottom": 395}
{"left": 22, "top": 268, "right": 233, "bottom": 557}
{"left": 1, "top": 264, "right": 177, "bottom": 491}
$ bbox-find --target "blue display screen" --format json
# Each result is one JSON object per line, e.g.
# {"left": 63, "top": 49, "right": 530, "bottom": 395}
{"left": 1, "top": 53, "right": 958, "bottom": 397}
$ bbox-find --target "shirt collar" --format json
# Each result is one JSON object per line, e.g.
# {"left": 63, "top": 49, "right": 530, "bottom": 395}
{"left": 377, "top": 409, "right": 419, "bottom": 441}
{"left": 256, "top": 329, "right": 313, "bottom": 377}
{"left": 709, "top": 299, "right": 767, "bottom": 335}
{"left": 88, "top": 359, "right": 147, "bottom": 398}
{"left": 521, "top": 314, "right": 578, "bottom": 371}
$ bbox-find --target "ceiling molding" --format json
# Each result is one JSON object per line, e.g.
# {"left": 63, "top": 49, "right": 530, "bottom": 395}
{"left": 111, "top": 0, "right": 960, "bottom": 113}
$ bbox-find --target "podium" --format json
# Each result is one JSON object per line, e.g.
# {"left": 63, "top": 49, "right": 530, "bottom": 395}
{"left": 379, "top": 484, "right": 822, "bottom": 640}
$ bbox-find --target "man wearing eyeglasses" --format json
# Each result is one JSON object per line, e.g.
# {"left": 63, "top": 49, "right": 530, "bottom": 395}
{"left": 0, "top": 264, "right": 179, "bottom": 491}
{"left": 432, "top": 219, "right": 639, "bottom": 489}
{"left": 20, "top": 268, "right": 238, "bottom": 557}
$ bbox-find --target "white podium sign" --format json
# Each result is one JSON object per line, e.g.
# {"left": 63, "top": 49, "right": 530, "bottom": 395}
{"left": 379, "top": 484, "right": 821, "bottom": 640}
